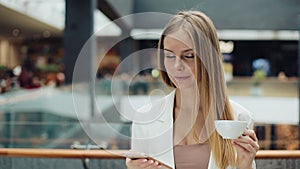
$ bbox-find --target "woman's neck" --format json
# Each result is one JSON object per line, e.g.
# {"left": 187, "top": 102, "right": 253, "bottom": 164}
{"left": 174, "top": 88, "right": 197, "bottom": 114}
{"left": 173, "top": 88, "right": 205, "bottom": 145}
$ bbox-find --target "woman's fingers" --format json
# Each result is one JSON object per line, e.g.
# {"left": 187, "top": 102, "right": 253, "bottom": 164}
{"left": 243, "top": 129, "right": 259, "bottom": 142}
{"left": 126, "top": 158, "right": 147, "bottom": 166}
{"left": 141, "top": 159, "right": 155, "bottom": 168}
{"left": 142, "top": 159, "right": 162, "bottom": 169}
{"left": 126, "top": 158, "right": 161, "bottom": 169}
{"left": 234, "top": 129, "right": 259, "bottom": 152}
{"left": 234, "top": 139, "right": 257, "bottom": 153}
{"left": 233, "top": 129, "right": 258, "bottom": 168}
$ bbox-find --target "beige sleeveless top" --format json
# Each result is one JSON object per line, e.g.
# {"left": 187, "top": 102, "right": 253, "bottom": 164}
{"left": 174, "top": 143, "right": 210, "bottom": 169}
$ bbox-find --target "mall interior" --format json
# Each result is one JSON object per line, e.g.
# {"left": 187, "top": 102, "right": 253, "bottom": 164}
{"left": 0, "top": 0, "right": 300, "bottom": 168}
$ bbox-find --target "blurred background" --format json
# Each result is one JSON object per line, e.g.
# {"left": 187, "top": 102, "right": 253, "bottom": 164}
{"left": 0, "top": 0, "right": 299, "bottom": 153}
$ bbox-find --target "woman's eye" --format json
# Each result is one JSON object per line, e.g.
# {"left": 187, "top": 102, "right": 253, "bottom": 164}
{"left": 184, "top": 54, "right": 194, "bottom": 59}
{"left": 165, "top": 54, "right": 175, "bottom": 58}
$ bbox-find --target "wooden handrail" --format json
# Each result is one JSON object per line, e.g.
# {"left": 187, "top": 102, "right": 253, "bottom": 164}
{"left": 256, "top": 150, "right": 300, "bottom": 159}
{"left": 0, "top": 149, "right": 300, "bottom": 159}
{"left": 0, "top": 149, "right": 127, "bottom": 159}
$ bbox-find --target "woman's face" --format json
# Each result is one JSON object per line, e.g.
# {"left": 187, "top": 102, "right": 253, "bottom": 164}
{"left": 163, "top": 30, "right": 196, "bottom": 89}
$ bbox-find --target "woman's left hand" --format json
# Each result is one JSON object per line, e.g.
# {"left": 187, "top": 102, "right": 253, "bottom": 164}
{"left": 233, "top": 129, "right": 259, "bottom": 169}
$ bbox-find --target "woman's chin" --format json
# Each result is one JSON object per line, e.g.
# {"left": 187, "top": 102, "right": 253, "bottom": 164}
{"left": 174, "top": 82, "right": 197, "bottom": 89}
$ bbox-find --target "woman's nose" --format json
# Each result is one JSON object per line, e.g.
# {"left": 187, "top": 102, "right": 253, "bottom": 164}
{"left": 174, "top": 57, "right": 184, "bottom": 71}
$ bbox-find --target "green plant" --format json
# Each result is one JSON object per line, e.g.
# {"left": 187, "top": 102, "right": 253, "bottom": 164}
{"left": 0, "top": 65, "right": 7, "bottom": 78}
{"left": 252, "top": 69, "right": 266, "bottom": 86}
{"left": 37, "top": 64, "right": 60, "bottom": 73}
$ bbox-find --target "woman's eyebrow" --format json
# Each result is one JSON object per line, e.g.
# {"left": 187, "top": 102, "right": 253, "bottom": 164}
{"left": 163, "top": 49, "right": 174, "bottom": 53}
{"left": 164, "top": 48, "right": 193, "bottom": 53}
{"left": 181, "top": 49, "right": 193, "bottom": 53}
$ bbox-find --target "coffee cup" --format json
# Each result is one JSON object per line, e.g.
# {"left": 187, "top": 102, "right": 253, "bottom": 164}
{"left": 214, "top": 120, "right": 248, "bottom": 139}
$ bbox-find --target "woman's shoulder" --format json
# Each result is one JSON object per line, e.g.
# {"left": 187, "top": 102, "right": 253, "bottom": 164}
{"left": 229, "top": 99, "right": 254, "bottom": 129}
{"left": 132, "top": 90, "right": 175, "bottom": 125}
{"left": 137, "top": 90, "right": 175, "bottom": 113}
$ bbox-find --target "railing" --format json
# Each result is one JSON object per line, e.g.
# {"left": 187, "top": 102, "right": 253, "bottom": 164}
{"left": 256, "top": 150, "right": 300, "bottom": 159}
{"left": 0, "top": 148, "right": 300, "bottom": 159}
{"left": 0, "top": 148, "right": 126, "bottom": 159}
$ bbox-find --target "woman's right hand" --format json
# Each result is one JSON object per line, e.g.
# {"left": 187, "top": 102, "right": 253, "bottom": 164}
{"left": 126, "top": 158, "right": 162, "bottom": 169}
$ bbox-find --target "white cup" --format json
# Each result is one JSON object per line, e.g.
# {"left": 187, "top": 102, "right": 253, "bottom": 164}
{"left": 214, "top": 120, "right": 248, "bottom": 139}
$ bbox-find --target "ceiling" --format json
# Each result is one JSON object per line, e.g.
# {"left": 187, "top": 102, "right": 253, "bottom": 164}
{"left": 100, "top": 0, "right": 300, "bottom": 40}
{"left": 0, "top": 3, "right": 62, "bottom": 40}
{"left": 106, "top": 0, "right": 300, "bottom": 30}
{"left": 0, "top": 0, "right": 299, "bottom": 40}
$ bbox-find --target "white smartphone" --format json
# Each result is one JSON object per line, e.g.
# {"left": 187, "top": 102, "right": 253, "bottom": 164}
{"left": 122, "top": 151, "right": 173, "bottom": 169}
{"left": 122, "top": 151, "right": 148, "bottom": 159}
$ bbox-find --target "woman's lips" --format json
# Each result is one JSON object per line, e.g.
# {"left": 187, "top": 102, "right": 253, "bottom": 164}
{"left": 174, "top": 76, "right": 190, "bottom": 81}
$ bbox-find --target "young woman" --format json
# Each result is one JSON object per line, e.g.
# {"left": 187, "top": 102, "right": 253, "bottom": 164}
{"left": 126, "top": 11, "right": 259, "bottom": 169}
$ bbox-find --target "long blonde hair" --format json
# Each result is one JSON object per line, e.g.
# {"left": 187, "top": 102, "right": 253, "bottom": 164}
{"left": 158, "top": 11, "right": 236, "bottom": 169}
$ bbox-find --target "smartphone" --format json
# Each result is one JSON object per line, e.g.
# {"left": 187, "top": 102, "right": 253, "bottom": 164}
{"left": 122, "top": 151, "right": 173, "bottom": 169}
{"left": 122, "top": 151, "right": 148, "bottom": 159}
